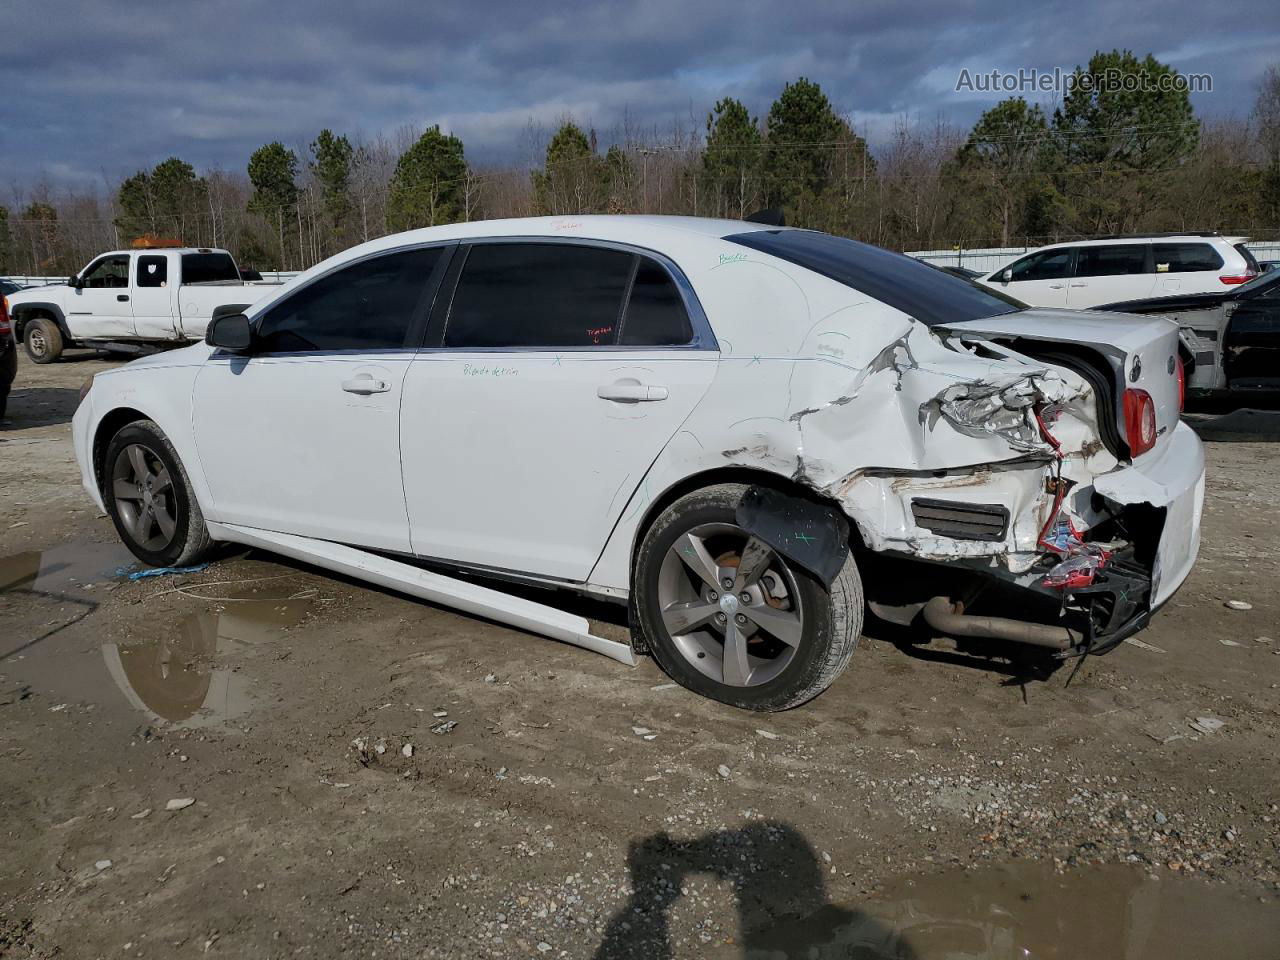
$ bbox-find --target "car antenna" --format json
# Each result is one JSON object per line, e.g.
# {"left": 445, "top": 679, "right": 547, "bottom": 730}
{"left": 744, "top": 208, "right": 785, "bottom": 227}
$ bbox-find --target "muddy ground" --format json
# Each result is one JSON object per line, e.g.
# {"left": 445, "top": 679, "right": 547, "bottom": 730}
{"left": 1, "top": 350, "right": 1278, "bottom": 959}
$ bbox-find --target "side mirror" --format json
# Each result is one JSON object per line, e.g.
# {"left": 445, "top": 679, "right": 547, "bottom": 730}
{"left": 67, "top": 276, "right": 82, "bottom": 289}
{"left": 1001, "top": 268, "right": 1013, "bottom": 283}
{"left": 205, "top": 313, "right": 253, "bottom": 352}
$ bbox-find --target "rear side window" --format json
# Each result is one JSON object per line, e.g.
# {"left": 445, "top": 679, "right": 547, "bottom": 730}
{"left": 727, "top": 230, "right": 1021, "bottom": 326}
{"left": 1006, "top": 249, "right": 1073, "bottom": 282}
{"left": 1153, "top": 243, "right": 1223, "bottom": 273}
{"left": 620, "top": 259, "right": 692, "bottom": 345}
{"left": 181, "top": 253, "right": 240, "bottom": 284}
{"left": 136, "top": 255, "right": 168, "bottom": 288}
{"left": 445, "top": 244, "right": 635, "bottom": 348}
{"left": 1076, "top": 245, "right": 1148, "bottom": 277}
{"left": 1234, "top": 243, "right": 1260, "bottom": 273}
{"left": 255, "top": 247, "right": 442, "bottom": 353}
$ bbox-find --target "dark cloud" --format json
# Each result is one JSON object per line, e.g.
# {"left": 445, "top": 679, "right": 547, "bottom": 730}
{"left": 0, "top": 0, "right": 1271, "bottom": 191}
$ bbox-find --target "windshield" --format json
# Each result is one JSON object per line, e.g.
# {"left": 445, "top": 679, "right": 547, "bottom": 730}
{"left": 726, "top": 230, "right": 1025, "bottom": 326}
{"left": 181, "top": 253, "right": 240, "bottom": 284}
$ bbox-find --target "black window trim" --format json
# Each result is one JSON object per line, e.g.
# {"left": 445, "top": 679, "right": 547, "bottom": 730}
{"left": 237, "top": 240, "right": 458, "bottom": 359}
{"left": 423, "top": 236, "right": 716, "bottom": 353}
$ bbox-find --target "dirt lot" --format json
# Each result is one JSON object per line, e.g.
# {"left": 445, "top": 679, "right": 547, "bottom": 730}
{"left": 2, "top": 351, "right": 1278, "bottom": 959}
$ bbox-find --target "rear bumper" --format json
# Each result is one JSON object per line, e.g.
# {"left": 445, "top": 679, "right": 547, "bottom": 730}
{"left": 1093, "top": 420, "right": 1204, "bottom": 608}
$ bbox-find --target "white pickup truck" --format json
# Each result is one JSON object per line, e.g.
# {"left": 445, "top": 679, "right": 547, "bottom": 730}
{"left": 7, "top": 247, "right": 276, "bottom": 363}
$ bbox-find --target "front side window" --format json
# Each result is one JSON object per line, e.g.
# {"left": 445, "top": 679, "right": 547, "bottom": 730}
{"left": 181, "top": 253, "right": 240, "bottom": 284}
{"left": 82, "top": 256, "right": 130, "bottom": 289}
{"left": 445, "top": 244, "right": 635, "bottom": 348}
{"left": 1008, "top": 249, "right": 1074, "bottom": 282}
{"left": 1075, "top": 244, "right": 1148, "bottom": 277}
{"left": 255, "top": 247, "right": 442, "bottom": 353}
{"left": 137, "top": 255, "right": 168, "bottom": 288}
{"left": 1153, "top": 243, "right": 1223, "bottom": 273}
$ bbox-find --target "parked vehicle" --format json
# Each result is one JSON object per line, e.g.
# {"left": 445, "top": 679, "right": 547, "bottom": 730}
{"left": 73, "top": 216, "right": 1203, "bottom": 710}
{"left": 5, "top": 248, "right": 273, "bottom": 364}
{"left": 977, "top": 234, "right": 1258, "bottom": 309}
{"left": 0, "top": 281, "right": 18, "bottom": 418}
{"left": 1099, "top": 267, "right": 1280, "bottom": 394}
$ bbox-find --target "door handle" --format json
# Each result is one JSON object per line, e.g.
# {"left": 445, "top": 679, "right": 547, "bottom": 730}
{"left": 597, "top": 381, "right": 669, "bottom": 402}
{"left": 117, "top": 294, "right": 130, "bottom": 302}
{"left": 341, "top": 374, "right": 391, "bottom": 394}
{"left": 1048, "top": 283, "right": 1065, "bottom": 289}
{"left": 1069, "top": 282, "right": 1088, "bottom": 287}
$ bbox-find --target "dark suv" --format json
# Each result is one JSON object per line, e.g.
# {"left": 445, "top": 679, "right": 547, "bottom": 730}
{"left": 1, "top": 279, "right": 19, "bottom": 419}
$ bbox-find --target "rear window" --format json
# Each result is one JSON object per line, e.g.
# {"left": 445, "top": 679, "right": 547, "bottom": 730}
{"left": 1153, "top": 243, "right": 1223, "bottom": 273}
{"left": 181, "top": 253, "right": 240, "bottom": 284}
{"left": 726, "top": 230, "right": 1022, "bottom": 327}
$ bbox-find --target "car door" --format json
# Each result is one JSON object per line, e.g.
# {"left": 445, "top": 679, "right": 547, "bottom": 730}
{"left": 68, "top": 254, "right": 136, "bottom": 338}
{"left": 984, "top": 248, "right": 1074, "bottom": 307}
{"left": 400, "top": 240, "right": 718, "bottom": 582}
{"left": 1152, "top": 242, "right": 1223, "bottom": 297}
{"left": 130, "top": 253, "right": 177, "bottom": 338}
{"left": 191, "top": 244, "right": 451, "bottom": 552}
{"left": 1067, "top": 244, "right": 1154, "bottom": 308}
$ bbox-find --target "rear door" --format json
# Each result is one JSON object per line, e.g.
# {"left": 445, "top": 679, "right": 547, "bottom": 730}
{"left": 400, "top": 240, "right": 718, "bottom": 581}
{"left": 1152, "top": 242, "right": 1223, "bottom": 297}
{"left": 984, "top": 248, "right": 1073, "bottom": 307}
{"left": 67, "top": 254, "right": 135, "bottom": 338}
{"left": 130, "top": 253, "right": 177, "bottom": 338}
{"left": 1067, "top": 244, "right": 1154, "bottom": 308}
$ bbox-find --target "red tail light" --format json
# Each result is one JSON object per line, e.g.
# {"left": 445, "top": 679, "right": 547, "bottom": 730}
{"left": 0, "top": 296, "right": 10, "bottom": 340}
{"left": 1175, "top": 356, "right": 1186, "bottom": 412}
{"left": 1123, "top": 388, "right": 1157, "bottom": 457}
{"left": 1219, "top": 273, "right": 1255, "bottom": 285}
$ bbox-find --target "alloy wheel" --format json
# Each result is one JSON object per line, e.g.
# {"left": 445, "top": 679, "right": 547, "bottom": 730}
{"left": 656, "top": 522, "right": 804, "bottom": 687}
{"left": 111, "top": 442, "right": 178, "bottom": 552}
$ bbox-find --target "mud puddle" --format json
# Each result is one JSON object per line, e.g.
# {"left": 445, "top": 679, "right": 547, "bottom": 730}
{"left": 3, "top": 549, "right": 314, "bottom": 726}
{"left": 736, "top": 861, "right": 1280, "bottom": 959}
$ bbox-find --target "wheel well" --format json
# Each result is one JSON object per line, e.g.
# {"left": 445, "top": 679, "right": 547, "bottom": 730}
{"left": 92, "top": 407, "right": 149, "bottom": 494}
{"left": 14, "top": 308, "right": 55, "bottom": 340}
{"left": 627, "top": 466, "right": 866, "bottom": 568}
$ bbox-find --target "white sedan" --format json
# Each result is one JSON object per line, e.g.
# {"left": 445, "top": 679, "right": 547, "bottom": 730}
{"left": 73, "top": 216, "right": 1204, "bottom": 710}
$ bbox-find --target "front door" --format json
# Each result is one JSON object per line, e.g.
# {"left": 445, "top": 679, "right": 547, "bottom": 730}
{"left": 191, "top": 245, "right": 449, "bottom": 552}
{"left": 987, "top": 248, "right": 1074, "bottom": 308}
{"left": 401, "top": 241, "right": 717, "bottom": 581}
{"left": 68, "top": 254, "right": 135, "bottom": 338}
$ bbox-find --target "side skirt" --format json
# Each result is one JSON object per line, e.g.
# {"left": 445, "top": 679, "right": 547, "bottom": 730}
{"left": 206, "top": 522, "right": 637, "bottom": 666}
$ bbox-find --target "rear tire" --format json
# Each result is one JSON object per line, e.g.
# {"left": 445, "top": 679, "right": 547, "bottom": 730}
{"left": 23, "top": 318, "right": 63, "bottom": 364}
{"left": 103, "top": 419, "right": 214, "bottom": 568}
{"left": 631, "top": 483, "right": 863, "bottom": 711}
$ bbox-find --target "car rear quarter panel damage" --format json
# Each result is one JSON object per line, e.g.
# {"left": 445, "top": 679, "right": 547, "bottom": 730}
{"left": 590, "top": 242, "right": 1201, "bottom": 642}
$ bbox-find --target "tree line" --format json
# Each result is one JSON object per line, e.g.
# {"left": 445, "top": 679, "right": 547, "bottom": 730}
{"left": 3, "top": 49, "right": 1279, "bottom": 276}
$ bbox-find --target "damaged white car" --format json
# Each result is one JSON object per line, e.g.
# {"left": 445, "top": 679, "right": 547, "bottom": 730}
{"left": 72, "top": 216, "right": 1204, "bottom": 711}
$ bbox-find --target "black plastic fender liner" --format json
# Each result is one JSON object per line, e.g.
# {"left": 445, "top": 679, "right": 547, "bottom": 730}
{"left": 734, "top": 486, "right": 851, "bottom": 587}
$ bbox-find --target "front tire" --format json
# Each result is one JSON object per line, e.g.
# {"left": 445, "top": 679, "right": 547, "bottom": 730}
{"left": 23, "top": 318, "right": 64, "bottom": 364}
{"left": 632, "top": 483, "right": 863, "bottom": 711}
{"left": 103, "top": 420, "right": 214, "bottom": 568}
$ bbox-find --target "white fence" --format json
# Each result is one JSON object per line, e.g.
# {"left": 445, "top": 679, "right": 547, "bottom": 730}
{"left": 908, "top": 242, "right": 1280, "bottom": 274}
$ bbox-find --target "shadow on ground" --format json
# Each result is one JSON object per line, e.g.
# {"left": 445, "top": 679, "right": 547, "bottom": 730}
{"left": 592, "top": 821, "right": 916, "bottom": 959}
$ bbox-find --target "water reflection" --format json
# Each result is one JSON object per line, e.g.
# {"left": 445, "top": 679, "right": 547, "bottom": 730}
{"left": 103, "top": 590, "right": 312, "bottom": 725}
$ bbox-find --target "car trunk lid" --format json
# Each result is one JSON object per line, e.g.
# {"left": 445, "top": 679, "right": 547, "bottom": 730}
{"left": 939, "top": 307, "right": 1183, "bottom": 461}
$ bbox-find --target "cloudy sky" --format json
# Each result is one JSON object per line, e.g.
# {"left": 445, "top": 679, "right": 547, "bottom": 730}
{"left": 1, "top": 0, "right": 1275, "bottom": 193}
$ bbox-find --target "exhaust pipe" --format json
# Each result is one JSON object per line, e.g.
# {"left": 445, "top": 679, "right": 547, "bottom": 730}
{"left": 922, "top": 596, "right": 1078, "bottom": 651}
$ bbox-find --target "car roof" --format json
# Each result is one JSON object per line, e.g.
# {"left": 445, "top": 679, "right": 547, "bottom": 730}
{"left": 326, "top": 215, "right": 777, "bottom": 261}
{"left": 94, "top": 247, "right": 233, "bottom": 258}
{"left": 1032, "top": 235, "right": 1244, "bottom": 252}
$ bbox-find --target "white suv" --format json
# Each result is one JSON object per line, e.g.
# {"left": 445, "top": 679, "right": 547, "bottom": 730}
{"left": 978, "top": 234, "right": 1258, "bottom": 309}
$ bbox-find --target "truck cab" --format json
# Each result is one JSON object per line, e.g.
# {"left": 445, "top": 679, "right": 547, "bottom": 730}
{"left": 8, "top": 247, "right": 270, "bottom": 363}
